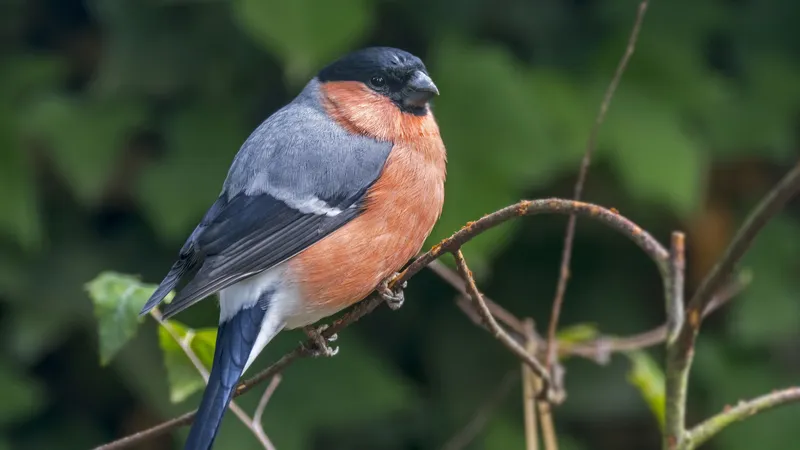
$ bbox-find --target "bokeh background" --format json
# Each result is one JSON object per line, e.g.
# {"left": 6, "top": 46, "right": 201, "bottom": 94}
{"left": 1, "top": 0, "right": 799, "bottom": 449}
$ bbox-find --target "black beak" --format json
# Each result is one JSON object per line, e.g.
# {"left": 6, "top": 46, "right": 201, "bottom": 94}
{"left": 403, "top": 71, "right": 439, "bottom": 108}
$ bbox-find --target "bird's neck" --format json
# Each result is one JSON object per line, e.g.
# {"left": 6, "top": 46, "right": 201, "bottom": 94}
{"left": 320, "top": 81, "right": 446, "bottom": 166}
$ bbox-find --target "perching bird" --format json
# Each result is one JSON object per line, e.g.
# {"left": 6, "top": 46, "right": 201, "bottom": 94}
{"left": 139, "top": 47, "right": 446, "bottom": 450}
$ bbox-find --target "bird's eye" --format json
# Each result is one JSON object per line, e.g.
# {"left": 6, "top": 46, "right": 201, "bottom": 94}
{"left": 369, "top": 76, "right": 386, "bottom": 88}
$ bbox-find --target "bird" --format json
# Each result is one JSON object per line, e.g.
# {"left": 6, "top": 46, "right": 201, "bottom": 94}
{"left": 139, "top": 46, "right": 447, "bottom": 450}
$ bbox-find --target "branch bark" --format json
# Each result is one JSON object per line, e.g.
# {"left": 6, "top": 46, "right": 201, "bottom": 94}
{"left": 663, "top": 232, "right": 686, "bottom": 448}
{"left": 665, "top": 161, "right": 800, "bottom": 449}
{"left": 682, "top": 387, "right": 800, "bottom": 449}
{"left": 96, "top": 198, "right": 669, "bottom": 449}
{"left": 454, "top": 250, "right": 552, "bottom": 393}
{"left": 522, "top": 320, "right": 540, "bottom": 450}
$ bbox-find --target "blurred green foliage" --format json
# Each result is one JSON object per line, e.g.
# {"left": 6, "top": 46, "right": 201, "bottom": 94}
{"left": 1, "top": 0, "right": 799, "bottom": 449}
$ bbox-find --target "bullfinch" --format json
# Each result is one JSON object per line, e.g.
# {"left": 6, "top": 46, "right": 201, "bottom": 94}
{"left": 139, "top": 46, "right": 447, "bottom": 450}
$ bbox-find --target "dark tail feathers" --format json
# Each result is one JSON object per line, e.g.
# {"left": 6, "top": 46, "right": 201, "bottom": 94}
{"left": 183, "top": 304, "right": 267, "bottom": 450}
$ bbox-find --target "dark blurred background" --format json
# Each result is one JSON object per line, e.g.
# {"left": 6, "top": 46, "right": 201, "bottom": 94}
{"left": 1, "top": 0, "right": 799, "bottom": 449}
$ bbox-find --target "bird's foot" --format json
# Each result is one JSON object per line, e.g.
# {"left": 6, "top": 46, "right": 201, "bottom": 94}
{"left": 378, "top": 273, "right": 407, "bottom": 310}
{"left": 302, "top": 324, "right": 339, "bottom": 357}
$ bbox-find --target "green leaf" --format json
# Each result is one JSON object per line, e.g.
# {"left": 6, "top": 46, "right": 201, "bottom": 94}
{"left": 603, "top": 87, "right": 707, "bottom": 217}
{"left": 23, "top": 95, "right": 147, "bottom": 205}
{"left": 158, "top": 320, "right": 217, "bottom": 403}
{"left": 556, "top": 323, "right": 600, "bottom": 344}
{"left": 137, "top": 103, "right": 247, "bottom": 241}
{"left": 231, "top": 0, "right": 373, "bottom": 80}
{"left": 0, "top": 363, "right": 46, "bottom": 426}
{"left": 86, "top": 272, "right": 158, "bottom": 365}
{"left": 624, "top": 350, "right": 665, "bottom": 430}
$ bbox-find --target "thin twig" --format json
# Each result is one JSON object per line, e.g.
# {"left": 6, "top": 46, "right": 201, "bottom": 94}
{"left": 440, "top": 371, "right": 519, "bottom": 450}
{"left": 663, "top": 232, "right": 686, "bottom": 448}
{"left": 149, "top": 309, "right": 277, "bottom": 450}
{"left": 252, "top": 375, "right": 283, "bottom": 448}
{"left": 430, "top": 260, "right": 528, "bottom": 334}
{"left": 666, "top": 232, "right": 686, "bottom": 344}
{"left": 683, "top": 387, "right": 800, "bottom": 450}
{"left": 665, "top": 162, "right": 800, "bottom": 450}
{"left": 96, "top": 198, "right": 669, "bottom": 449}
{"left": 684, "top": 161, "right": 800, "bottom": 330}
{"left": 663, "top": 162, "right": 800, "bottom": 450}
{"left": 253, "top": 375, "right": 282, "bottom": 426}
{"left": 454, "top": 250, "right": 552, "bottom": 394}
{"left": 450, "top": 266, "right": 748, "bottom": 366}
{"left": 404, "top": 199, "right": 670, "bottom": 285}
{"left": 522, "top": 320, "right": 540, "bottom": 450}
{"left": 545, "top": 0, "right": 650, "bottom": 372}
{"left": 565, "top": 273, "right": 749, "bottom": 363}
{"left": 538, "top": 399, "right": 558, "bottom": 450}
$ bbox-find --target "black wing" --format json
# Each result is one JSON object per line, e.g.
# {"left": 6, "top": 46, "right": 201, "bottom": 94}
{"left": 141, "top": 188, "right": 368, "bottom": 319}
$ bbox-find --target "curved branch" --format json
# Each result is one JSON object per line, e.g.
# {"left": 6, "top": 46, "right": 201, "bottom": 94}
{"left": 403, "top": 199, "right": 669, "bottom": 281}
{"left": 94, "top": 198, "right": 668, "bottom": 450}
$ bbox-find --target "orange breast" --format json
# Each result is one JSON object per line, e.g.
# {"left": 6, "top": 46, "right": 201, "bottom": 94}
{"left": 286, "top": 80, "right": 446, "bottom": 318}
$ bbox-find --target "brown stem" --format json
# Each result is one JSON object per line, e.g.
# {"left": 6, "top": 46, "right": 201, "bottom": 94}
{"left": 95, "top": 198, "right": 669, "bottom": 449}
{"left": 522, "top": 320, "right": 540, "bottom": 450}
{"left": 545, "top": 0, "right": 651, "bottom": 372}
{"left": 454, "top": 250, "right": 552, "bottom": 391}
{"left": 664, "top": 232, "right": 687, "bottom": 448}
{"left": 665, "top": 161, "right": 800, "bottom": 450}
{"left": 682, "top": 387, "right": 800, "bottom": 449}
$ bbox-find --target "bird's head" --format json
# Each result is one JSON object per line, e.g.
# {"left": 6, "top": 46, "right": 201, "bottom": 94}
{"left": 317, "top": 47, "right": 438, "bottom": 117}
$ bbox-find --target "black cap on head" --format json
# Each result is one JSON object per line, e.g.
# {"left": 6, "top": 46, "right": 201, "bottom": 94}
{"left": 318, "top": 47, "right": 439, "bottom": 116}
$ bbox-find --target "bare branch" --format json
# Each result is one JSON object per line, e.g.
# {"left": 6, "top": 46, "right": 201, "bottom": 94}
{"left": 251, "top": 375, "right": 283, "bottom": 450}
{"left": 565, "top": 273, "right": 748, "bottom": 363}
{"left": 440, "top": 371, "right": 519, "bottom": 450}
{"left": 148, "top": 309, "right": 277, "bottom": 450}
{"left": 546, "top": 0, "right": 651, "bottom": 372}
{"left": 253, "top": 375, "right": 282, "bottom": 426}
{"left": 403, "top": 199, "right": 670, "bottom": 283}
{"left": 666, "top": 161, "right": 800, "bottom": 449}
{"left": 522, "top": 320, "right": 540, "bottom": 450}
{"left": 93, "top": 412, "right": 195, "bottom": 450}
{"left": 666, "top": 232, "right": 686, "bottom": 344}
{"left": 453, "top": 250, "right": 552, "bottom": 393}
{"left": 96, "top": 198, "right": 669, "bottom": 449}
{"left": 538, "top": 399, "right": 558, "bottom": 450}
{"left": 683, "top": 161, "right": 800, "bottom": 335}
{"left": 683, "top": 387, "right": 800, "bottom": 449}
{"left": 664, "top": 232, "right": 686, "bottom": 447}
{"left": 429, "top": 260, "right": 528, "bottom": 334}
